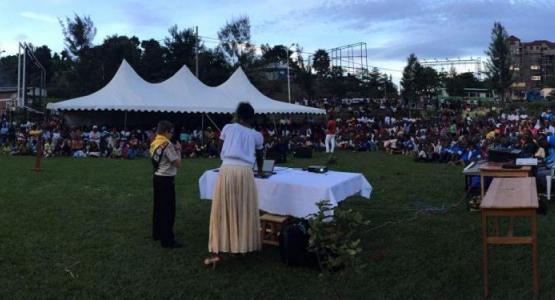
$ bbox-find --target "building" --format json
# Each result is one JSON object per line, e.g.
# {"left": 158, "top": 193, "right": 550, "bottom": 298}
{"left": 0, "top": 86, "right": 17, "bottom": 114}
{"left": 508, "top": 36, "right": 555, "bottom": 99}
{"left": 0, "top": 86, "right": 47, "bottom": 114}
{"left": 437, "top": 87, "right": 495, "bottom": 104}
{"left": 259, "top": 63, "right": 288, "bottom": 81}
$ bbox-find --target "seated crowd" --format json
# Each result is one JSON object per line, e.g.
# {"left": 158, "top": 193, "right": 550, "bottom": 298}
{"left": 2, "top": 100, "right": 555, "bottom": 172}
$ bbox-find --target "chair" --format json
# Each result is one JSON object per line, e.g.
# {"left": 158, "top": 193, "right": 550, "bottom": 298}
{"left": 260, "top": 214, "right": 289, "bottom": 246}
{"left": 546, "top": 167, "right": 555, "bottom": 200}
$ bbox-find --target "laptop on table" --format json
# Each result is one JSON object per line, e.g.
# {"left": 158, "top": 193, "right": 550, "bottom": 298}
{"left": 254, "top": 160, "right": 276, "bottom": 178}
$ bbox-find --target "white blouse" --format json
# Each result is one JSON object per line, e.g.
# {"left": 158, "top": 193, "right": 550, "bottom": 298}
{"left": 220, "top": 123, "right": 264, "bottom": 167}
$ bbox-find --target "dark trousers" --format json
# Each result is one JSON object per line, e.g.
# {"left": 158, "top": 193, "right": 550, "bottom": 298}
{"left": 153, "top": 175, "right": 176, "bottom": 246}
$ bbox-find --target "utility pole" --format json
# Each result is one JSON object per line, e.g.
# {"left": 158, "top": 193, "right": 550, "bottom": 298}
{"left": 287, "top": 50, "right": 291, "bottom": 103}
{"left": 17, "top": 45, "right": 21, "bottom": 107}
{"left": 195, "top": 26, "right": 199, "bottom": 78}
{"left": 283, "top": 44, "right": 294, "bottom": 103}
{"left": 22, "top": 44, "right": 26, "bottom": 108}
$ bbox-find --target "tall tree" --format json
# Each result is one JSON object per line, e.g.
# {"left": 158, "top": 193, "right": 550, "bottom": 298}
{"left": 312, "top": 49, "right": 330, "bottom": 77}
{"left": 164, "top": 25, "right": 202, "bottom": 75}
{"left": 485, "top": 22, "right": 513, "bottom": 103}
{"left": 140, "top": 39, "right": 167, "bottom": 82}
{"left": 59, "top": 14, "right": 97, "bottom": 59}
{"left": 260, "top": 44, "right": 289, "bottom": 65}
{"left": 198, "top": 48, "right": 232, "bottom": 86}
{"left": 99, "top": 35, "right": 142, "bottom": 84}
{"left": 217, "top": 16, "right": 255, "bottom": 67}
{"left": 416, "top": 66, "right": 440, "bottom": 101}
{"left": 401, "top": 53, "right": 421, "bottom": 106}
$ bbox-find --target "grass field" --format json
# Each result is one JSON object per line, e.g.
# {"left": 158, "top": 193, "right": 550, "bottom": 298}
{"left": 1, "top": 152, "right": 554, "bottom": 299}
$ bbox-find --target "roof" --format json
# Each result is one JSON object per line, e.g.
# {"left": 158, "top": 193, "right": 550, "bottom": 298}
{"left": 521, "top": 40, "right": 555, "bottom": 48}
{"left": 47, "top": 60, "right": 324, "bottom": 115}
{"left": 0, "top": 86, "right": 17, "bottom": 93}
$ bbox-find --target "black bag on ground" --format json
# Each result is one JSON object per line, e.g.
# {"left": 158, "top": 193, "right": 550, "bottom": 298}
{"left": 279, "top": 218, "right": 317, "bottom": 268}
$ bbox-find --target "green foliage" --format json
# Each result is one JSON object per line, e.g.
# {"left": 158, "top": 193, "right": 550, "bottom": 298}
{"left": 59, "top": 14, "right": 97, "bottom": 58}
{"left": 312, "top": 49, "right": 330, "bottom": 77}
{"left": 217, "top": 16, "right": 255, "bottom": 67}
{"left": 164, "top": 25, "right": 202, "bottom": 74}
{"left": 401, "top": 53, "right": 421, "bottom": 105}
{"left": 444, "top": 71, "right": 485, "bottom": 97}
{"left": 401, "top": 54, "right": 441, "bottom": 106}
{"left": 307, "top": 200, "right": 368, "bottom": 273}
{"left": 485, "top": 22, "right": 513, "bottom": 102}
{"left": 0, "top": 14, "right": 401, "bottom": 103}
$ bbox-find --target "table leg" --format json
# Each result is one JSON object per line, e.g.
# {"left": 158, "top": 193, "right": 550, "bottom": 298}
{"left": 547, "top": 175, "right": 552, "bottom": 201}
{"left": 494, "top": 217, "right": 500, "bottom": 236}
{"left": 508, "top": 217, "right": 514, "bottom": 237}
{"left": 481, "top": 175, "right": 485, "bottom": 198}
{"left": 532, "top": 213, "right": 539, "bottom": 296}
{"left": 482, "top": 210, "right": 489, "bottom": 297}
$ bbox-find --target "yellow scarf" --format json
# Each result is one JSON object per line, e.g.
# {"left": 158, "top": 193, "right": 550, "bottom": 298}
{"left": 150, "top": 134, "right": 170, "bottom": 156}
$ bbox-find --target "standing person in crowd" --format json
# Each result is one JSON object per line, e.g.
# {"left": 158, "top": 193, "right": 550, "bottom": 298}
{"left": 150, "top": 120, "right": 182, "bottom": 249}
{"left": 205, "top": 102, "right": 264, "bottom": 268}
{"left": 325, "top": 114, "right": 337, "bottom": 155}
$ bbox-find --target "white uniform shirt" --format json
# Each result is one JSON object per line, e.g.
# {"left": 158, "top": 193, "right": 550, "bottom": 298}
{"left": 220, "top": 123, "right": 263, "bottom": 167}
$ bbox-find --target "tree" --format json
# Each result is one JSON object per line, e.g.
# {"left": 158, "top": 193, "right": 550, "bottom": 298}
{"left": 312, "top": 49, "right": 330, "bottom": 77}
{"left": 59, "top": 14, "right": 97, "bottom": 59}
{"left": 485, "top": 22, "right": 513, "bottom": 103}
{"left": 48, "top": 51, "right": 75, "bottom": 98}
{"left": 217, "top": 16, "right": 255, "bottom": 67}
{"left": 416, "top": 66, "right": 440, "bottom": 103}
{"left": 164, "top": 25, "right": 202, "bottom": 75}
{"left": 140, "top": 39, "right": 167, "bottom": 82}
{"left": 99, "top": 35, "right": 142, "bottom": 84}
{"left": 401, "top": 53, "right": 421, "bottom": 106}
{"left": 326, "top": 66, "right": 347, "bottom": 99}
{"left": 198, "top": 48, "right": 232, "bottom": 86}
{"left": 445, "top": 72, "right": 483, "bottom": 97}
{"left": 260, "top": 44, "right": 289, "bottom": 65}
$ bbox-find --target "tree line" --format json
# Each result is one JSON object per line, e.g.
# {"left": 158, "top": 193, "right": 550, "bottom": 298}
{"left": 0, "top": 14, "right": 399, "bottom": 103}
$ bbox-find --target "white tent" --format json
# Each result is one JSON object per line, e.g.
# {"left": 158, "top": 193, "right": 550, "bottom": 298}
{"left": 47, "top": 60, "right": 324, "bottom": 115}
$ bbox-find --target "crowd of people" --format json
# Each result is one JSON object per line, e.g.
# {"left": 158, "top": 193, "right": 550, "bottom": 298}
{"left": 2, "top": 100, "right": 555, "bottom": 173}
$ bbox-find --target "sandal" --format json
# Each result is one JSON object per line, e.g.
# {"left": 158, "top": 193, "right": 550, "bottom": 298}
{"left": 203, "top": 256, "right": 220, "bottom": 269}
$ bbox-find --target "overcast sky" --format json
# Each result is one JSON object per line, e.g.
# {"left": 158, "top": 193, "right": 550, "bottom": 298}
{"left": 1, "top": 0, "right": 554, "bottom": 82}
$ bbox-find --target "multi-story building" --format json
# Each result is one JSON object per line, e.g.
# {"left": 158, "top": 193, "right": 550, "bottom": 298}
{"left": 508, "top": 35, "right": 555, "bottom": 99}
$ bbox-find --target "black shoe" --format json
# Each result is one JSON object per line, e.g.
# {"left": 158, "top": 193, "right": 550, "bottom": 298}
{"left": 161, "top": 240, "right": 183, "bottom": 249}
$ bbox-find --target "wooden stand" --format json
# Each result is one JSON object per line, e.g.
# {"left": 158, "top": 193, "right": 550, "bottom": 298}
{"left": 260, "top": 214, "right": 288, "bottom": 246}
{"left": 32, "top": 139, "right": 43, "bottom": 172}
{"left": 479, "top": 163, "right": 531, "bottom": 198}
{"left": 481, "top": 177, "right": 539, "bottom": 297}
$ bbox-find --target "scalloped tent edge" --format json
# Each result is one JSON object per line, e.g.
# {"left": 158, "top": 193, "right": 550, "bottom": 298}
{"left": 46, "top": 60, "right": 325, "bottom": 115}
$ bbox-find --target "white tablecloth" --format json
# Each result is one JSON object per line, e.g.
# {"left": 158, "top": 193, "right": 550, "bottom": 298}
{"left": 199, "top": 167, "right": 373, "bottom": 218}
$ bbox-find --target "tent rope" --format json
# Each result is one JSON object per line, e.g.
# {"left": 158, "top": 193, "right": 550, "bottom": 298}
{"left": 204, "top": 113, "right": 221, "bottom": 132}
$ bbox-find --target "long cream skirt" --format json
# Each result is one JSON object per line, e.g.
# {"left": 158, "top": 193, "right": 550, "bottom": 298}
{"left": 209, "top": 165, "right": 261, "bottom": 253}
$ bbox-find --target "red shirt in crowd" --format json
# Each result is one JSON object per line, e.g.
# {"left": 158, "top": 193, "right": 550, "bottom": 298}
{"left": 327, "top": 120, "right": 337, "bottom": 135}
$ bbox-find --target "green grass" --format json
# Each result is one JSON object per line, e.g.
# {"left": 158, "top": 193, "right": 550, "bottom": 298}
{"left": 1, "top": 152, "right": 553, "bottom": 299}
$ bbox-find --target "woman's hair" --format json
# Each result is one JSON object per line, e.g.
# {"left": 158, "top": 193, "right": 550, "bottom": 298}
{"left": 156, "top": 120, "right": 174, "bottom": 134}
{"left": 236, "top": 102, "right": 255, "bottom": 122}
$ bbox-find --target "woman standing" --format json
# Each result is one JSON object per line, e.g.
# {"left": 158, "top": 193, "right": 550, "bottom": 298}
{"left": 205, "top": 102, "right": 264, "bottom": 268}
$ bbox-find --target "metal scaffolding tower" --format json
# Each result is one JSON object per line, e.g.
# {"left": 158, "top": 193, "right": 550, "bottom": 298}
{"left": 328, "top": 42, "right": 368, "bottom": 77}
